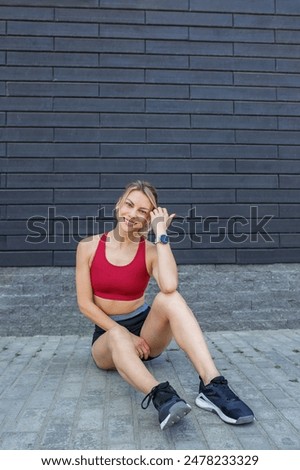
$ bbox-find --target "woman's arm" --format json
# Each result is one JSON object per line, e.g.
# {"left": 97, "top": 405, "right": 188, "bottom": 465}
{"left": 150, "top": 207, "right": 178, "bottom": 294}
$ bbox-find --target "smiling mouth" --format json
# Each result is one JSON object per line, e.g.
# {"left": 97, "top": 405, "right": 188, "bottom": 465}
{"left": 123, "top": 218, "right": 136, "bottom": 226}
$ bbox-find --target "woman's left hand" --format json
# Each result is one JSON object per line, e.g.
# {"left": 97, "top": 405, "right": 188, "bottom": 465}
{"left": 150, "top": 207, "right": 175, "bottom": 236}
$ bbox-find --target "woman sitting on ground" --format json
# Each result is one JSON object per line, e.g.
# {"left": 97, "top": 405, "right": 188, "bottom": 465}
{"left": 76, "top": 180, "right": 254, "bottom": 430}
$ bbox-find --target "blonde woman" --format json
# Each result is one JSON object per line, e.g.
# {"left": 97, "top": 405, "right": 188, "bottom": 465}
{"left": 76, "top": 181, "right": 254, "bottom": 430}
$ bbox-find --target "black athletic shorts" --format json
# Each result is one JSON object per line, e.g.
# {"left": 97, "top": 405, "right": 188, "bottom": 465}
{"left": 92, "top": 303, "right": 151, "bottom": 346}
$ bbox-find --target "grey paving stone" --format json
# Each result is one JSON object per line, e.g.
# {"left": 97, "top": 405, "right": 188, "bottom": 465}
{"left": 0, "top": 330, "right": 299, "bottom": 450}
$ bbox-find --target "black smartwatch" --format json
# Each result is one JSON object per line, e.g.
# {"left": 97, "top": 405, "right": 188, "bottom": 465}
{"left": 155, "top": 234, "right": 169, "bottom": 245}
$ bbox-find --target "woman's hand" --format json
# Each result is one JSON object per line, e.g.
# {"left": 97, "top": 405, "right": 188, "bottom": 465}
{"left": 130, "top": 333, "right": 151, "bottom": 360}
{"left": 150, "top": 207, "right": 175, "bottom": 237}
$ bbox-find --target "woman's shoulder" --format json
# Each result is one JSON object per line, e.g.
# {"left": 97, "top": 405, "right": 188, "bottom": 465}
{"left": 77, "top": 234, "right": 102, "bottom": 257}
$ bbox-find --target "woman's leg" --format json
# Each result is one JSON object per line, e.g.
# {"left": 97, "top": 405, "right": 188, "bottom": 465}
{"left": 140, "top": 291, "right": 220, "bottom": 385}
{"left": 92, "top": 325, "right": 159, "bottom": 394}
{"left": 92, "top": 322, "right": 192, "bottom": 430}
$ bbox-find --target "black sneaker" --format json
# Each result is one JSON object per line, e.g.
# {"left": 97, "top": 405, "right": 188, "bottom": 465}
{"left": 141, "top": 381, "right": 191, "bottom": 430}
{"left": 195, "top": 376, "right": 254, "bottom": 425}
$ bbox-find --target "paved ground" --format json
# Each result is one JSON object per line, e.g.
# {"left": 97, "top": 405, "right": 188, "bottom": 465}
{"left": 0, "top": 329, "right": 299, "bottom": 450}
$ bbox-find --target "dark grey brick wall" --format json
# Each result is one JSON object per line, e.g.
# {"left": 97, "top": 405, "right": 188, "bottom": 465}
{"left": 1, "top": 1, "right": 300, "bottom": 266}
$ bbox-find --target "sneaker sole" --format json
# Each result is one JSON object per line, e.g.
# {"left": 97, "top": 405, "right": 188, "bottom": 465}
{"left": 160, "top": 401, "right": 192, "bottom": 430}
{"left": 195, "top": 394, "right": 254, "bottom": 425}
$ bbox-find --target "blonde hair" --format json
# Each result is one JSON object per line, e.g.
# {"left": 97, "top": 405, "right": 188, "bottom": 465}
{"left": 115, "top": 180, "right": 158, "bottom": 235}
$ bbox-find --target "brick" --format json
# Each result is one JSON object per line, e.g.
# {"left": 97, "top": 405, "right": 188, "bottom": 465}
{"left": 236, "top": 101, "right": 300, "bottom": 116}
{"left": 191, "top": 115, "right": 277, "bottom": 130}
{"left": 55, "top": 128, "right": 145, "bottom": 143}
{"left": 279, "top": 146, "right": 300, "bottom": 159}
{"left": 147, "top": 69, "right": 232, "bottom": 85}
{"left": 146, "top": 11, "right": 232, "bottom": 27}
{"left": 237, "top": 159, "right": 300, "bottom": 174}
{"left": 54, "top": 67, "right": 144, "bottom": 83}
{"left": 54, "top": 98, "right": 144, "bottom": 113}
{"left": 100, "top": 0, "right": 189, "bottom": 10}
{"left": 146, "top": 40, "right": 233, "bottom": 56}
{"left": 190, "top": 27, "right": 274, "bottom": 43}
{"left": 100, "top": 53, "right": 188, "bottom": 69}
{"left": 7, "top": 21, "right": 98, "bottom": 37}
{"left": 236, "top": 130, "right": 300, "bottom": 145}
{"left": 100, "top": 24, "right": 189, "bottom": 40}
{"left": 277, "top": 59, "right": 300, "bottom": 73}
{"left": 235, "top": 43, "right": 300, "bottom": 59}
{"left": 280, "top": 235, "right": 300, "bottom": 248}
{"left": 100, "top": 84, "right": 189, "bottom": 99}
{"left": 280, "top": 175, "right": 300, "bottom": 188}
{"left": 56, "top": 8, "right": 144, "bottom": 24}
{"left": 8, "top": 143, "right": 99, "bottom": 158}
{"left": 193, "top": 175, "right": 278, "bottom": 189}
{"left": 276, "top": 0, "right": 300, "bottom": 14}
{"left": 190, "top": 0, "right": 275, "bottom": 14}
{"left": 0, "top": 251, "right": 53, "bottom": 267}
{"left": 2, "top": 36, "right": 53, "bottom": 51}
{"left": 8, "top": 52, "right": 98, "bottom": 67}
{"left": 7, "top": 112, "right": 99, "bottom": 128}
{"left": 0, "top": 97, "right": 52, "bottom": 111}
{"left": 190, "top": 56, "right": 275, "bottom": 72}
{"left": 0, "top": 66, "right": 52, "bottom": 81}
{"left": 101, "top": 113, "right": 189, "bottom": 128}
{"left": 158, "top": 189, "right": 235, "bottom": 204}
{"left": 101, "top": 143, "right": 190, "bottom": 158}
{"left": 279, "top": 117, "right": 300, "bottom": 130}
{"left": 191, "top": 85, "right": 276, "bottom": 101}
{"left": 101, "top": 173, "right": 191, "bottom": 189}
{"left": 279, "top": 204, "right": 300, "bottom": 218}
{"left": 56, "top": 38, "right": 144, "bottom": 53}
{"left": 54, "top": 158, "right": 145, "bottom": 173}
{"left": 0, "top": 190, "right": 53, "bottom": 204}
{"left": 191, "top": 144, "right": 278, "bottom": 159}
{"left": 8, "top": 82, "right": 98, "bottom": 97}
{"left": 4, "top": 158, "right": 53, "bottom": 173}
{"left": 234, "top": 14, "right": 300, "bottom": 30}
{"left": 0, "top": 6, "right": 54, "bottom": 20}
{"left": 146, "top": 99, "right": 233, "bottom": 114}
{"left": 0, "top": 128, "right": 53, "bottom": 142}
{"left": 7, "top": 174, "right": 100, "bottom": 189}
{"left": 237, "top": 190, "right": 300, "bottom": 203}
{"left": 147, "top": 129, "right": 235, "bottom": 144}
{"left": 235, "top": 72, "right": 300, "bottom": 87}
{"left": 147, "top": 159, "right": 235, "bottom": 174}
{"left": 3, "top": 0, "right": 98, "bottom": 5}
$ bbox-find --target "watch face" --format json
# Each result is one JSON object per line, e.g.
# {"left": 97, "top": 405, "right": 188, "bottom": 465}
{"left": 160, "top": 234, "right": 169, "bottom": 244}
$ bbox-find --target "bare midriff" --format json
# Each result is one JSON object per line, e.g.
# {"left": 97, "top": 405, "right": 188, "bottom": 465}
{"left": 93, "top": 294, "right": 146, "bottom": 316}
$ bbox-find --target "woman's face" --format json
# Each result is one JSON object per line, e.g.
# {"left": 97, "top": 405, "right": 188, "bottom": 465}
{"left": 117, "top": 190, "right": 153, "bottom": 234}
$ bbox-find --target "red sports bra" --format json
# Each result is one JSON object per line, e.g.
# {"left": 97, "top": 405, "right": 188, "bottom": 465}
{"left": 90, "top": 233, "right": 150, "bottom": 301}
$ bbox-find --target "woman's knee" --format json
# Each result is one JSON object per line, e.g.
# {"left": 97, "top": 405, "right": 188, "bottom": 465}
{"left": 154, "top": 290, "right": 185, "bottom": 308}
{"left": 105, "top": 325, "right": 131, "bottom": 349}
